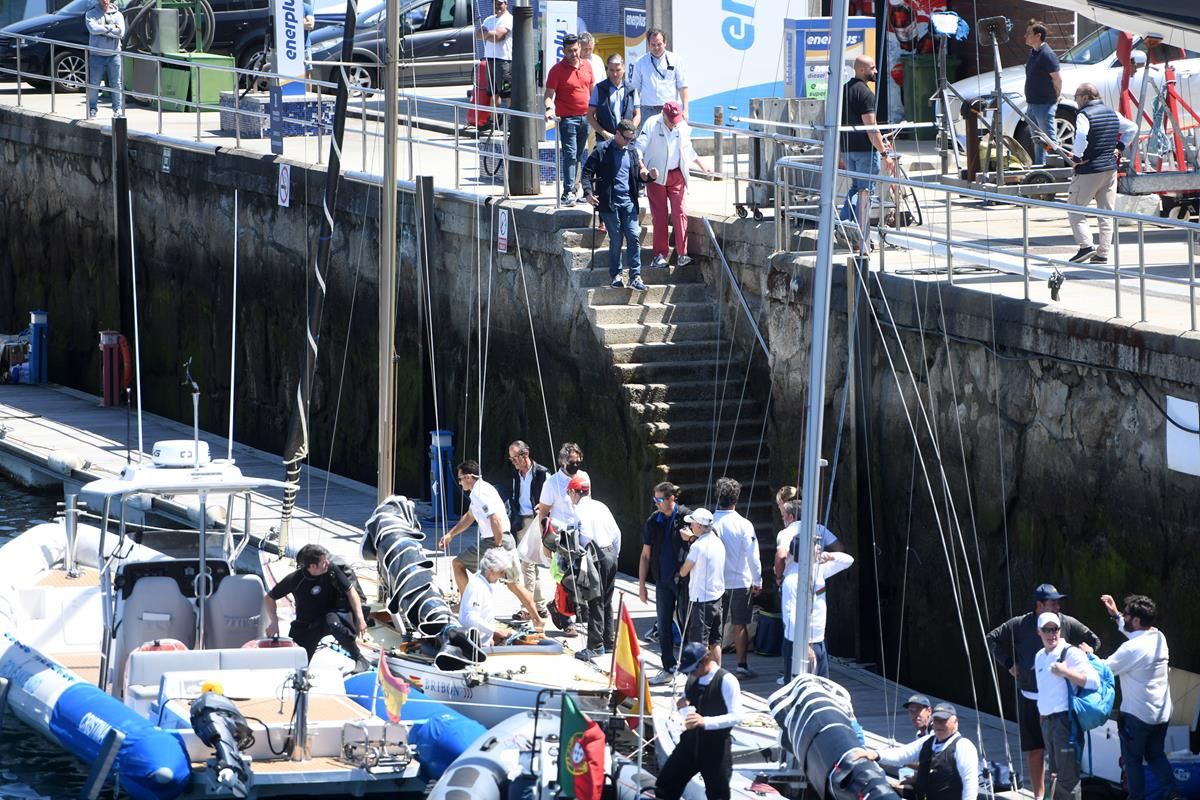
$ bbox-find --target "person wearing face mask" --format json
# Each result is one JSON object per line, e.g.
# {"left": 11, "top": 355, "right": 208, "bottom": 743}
{"left": 839, "top": 55, "right": 893, "bottom": 226}
{"left": 535, "top": 442, "right": 589, "bottom": 533}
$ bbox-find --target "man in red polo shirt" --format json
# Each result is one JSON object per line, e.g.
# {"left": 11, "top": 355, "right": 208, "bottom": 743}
{"left": 544, "top": 33, "right": 594, "bottom": 205}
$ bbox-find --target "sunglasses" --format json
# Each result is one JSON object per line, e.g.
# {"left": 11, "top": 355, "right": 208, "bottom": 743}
{"left": 652, "top": 496, "right": 666, "bottom": 504}
{"left": 1041, "top": 626, "right": 1061, "bottom": 633}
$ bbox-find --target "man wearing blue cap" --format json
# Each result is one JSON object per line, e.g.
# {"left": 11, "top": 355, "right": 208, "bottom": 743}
{"left": 656, "top": 642, "right": 742, "bottom": 800}
{"left": 985, "top": 584, "right": 1099, "bottom": 800}
{"left": 861, "top": 703, "right": 979, "bottom": 800}
{"left": 904, "top": 694, "right": 933, "bottom": 739}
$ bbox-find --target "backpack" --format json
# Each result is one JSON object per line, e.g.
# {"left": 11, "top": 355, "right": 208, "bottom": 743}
{"left": 1059, "top": 647, "right": 1116, "bottom": 731}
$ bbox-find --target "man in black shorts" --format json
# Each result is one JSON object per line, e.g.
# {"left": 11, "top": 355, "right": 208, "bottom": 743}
{"left": 476, "top": 0, "right": 512, "bottom": 132}
{"left": 986, "top": 584, "right": 1100, "bottom": 800}
{"left": 265, "top": 543, "right": 369, "bottom": 669}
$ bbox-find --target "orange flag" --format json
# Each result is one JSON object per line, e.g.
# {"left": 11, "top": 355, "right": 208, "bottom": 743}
{"left": 377, "top": 653, "right": 410, "bottom": 723}
{"left": 613, "top": 604, "right": 652, "bottom": 726}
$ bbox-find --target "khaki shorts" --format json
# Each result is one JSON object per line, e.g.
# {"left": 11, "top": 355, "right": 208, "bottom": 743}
{"left": 458, "top": 532, "right": 520, "bottom": 583}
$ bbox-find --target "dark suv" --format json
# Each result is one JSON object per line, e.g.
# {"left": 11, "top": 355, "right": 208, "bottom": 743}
{"left": 308, "top": 0, "right": 475, "bottom": 92}
{"left": 0, "top": 0, "right": 279, "bottom": 90}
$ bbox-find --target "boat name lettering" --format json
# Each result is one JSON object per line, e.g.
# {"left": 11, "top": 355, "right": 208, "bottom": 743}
{"left": 78, "top": 712, "right": 114, "bottom": 743}
{"left": 423, "top": 678, "right": 470, "bottom": 698}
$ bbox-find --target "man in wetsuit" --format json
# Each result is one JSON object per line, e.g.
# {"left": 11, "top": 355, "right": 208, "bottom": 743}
{"left": 265, "top": 543, "right": 368, "bottom": 668}
{"left": 655, "top": 642, "right": 743, "bottom": 800}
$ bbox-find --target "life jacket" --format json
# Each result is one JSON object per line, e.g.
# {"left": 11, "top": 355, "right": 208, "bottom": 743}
{"left": 916, "top": 733, "right": 963, "bottom": 800}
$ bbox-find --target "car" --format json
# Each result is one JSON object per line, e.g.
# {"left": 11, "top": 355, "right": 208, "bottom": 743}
{"left": 0, "top": 0, "right": 75, "bottom": 29}
{"left": 0, "top": 0, "right": 288, "bottom": 91}
{"left": 308, "top": 0, "right": 475, "bottom": 93}
{"left": 946, "top": 26, "right": 1200, "bottom": 158}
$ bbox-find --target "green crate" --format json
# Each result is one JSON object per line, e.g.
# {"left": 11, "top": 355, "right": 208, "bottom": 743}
{"left": 126, "top": 52, "right": 236, "bottom": 112}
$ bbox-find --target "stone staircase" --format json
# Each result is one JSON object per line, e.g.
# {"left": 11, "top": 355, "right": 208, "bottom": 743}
{"left": 559, "top": 222, "right": 774, "bottom": 538}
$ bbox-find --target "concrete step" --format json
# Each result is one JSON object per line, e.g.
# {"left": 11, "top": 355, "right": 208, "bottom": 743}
{"left": 572, "top": 265, "right": 705, "bottom": 288}
{"left": 589, "top": 302, "right": 717, "bottom": 326}
{"left": 651, "top": 438, "right": 765, "bottom": 462}
{"left": 671, "top": 475, "right": 772, "bottom": 504}
{"left": 562, "top": 225, "right": 655, "bottom": 250}
{"left": 588, "top": 283, "right": 710, "bottom": 306}
{"left": 642, "top": 415, "right": 766, "bottom": 444}
{"left": 631, "top": 398, "right": 765, "bottom": 423}
{"left": 614, "top": 360, "right": 742, "bottom": 384}
{"left": 598, "top": 322, "right": 721, "bottom": 345}
{"left": 622, "top": 380, "right": 742, "bottom": 403}
{"left": 607, "top": 341, "right": 726, "bottom": 365}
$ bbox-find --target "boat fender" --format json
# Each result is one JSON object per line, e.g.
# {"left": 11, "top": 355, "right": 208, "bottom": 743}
{"left": 242, "top": 636, "right": 297, "bottom": 648}
{"left": 117, "top": 335, "right": 134, "bottom": 392}
{"left": 47, "top": 450, "right": 89, "bottom": 477}
{"left": 49, "top": 682, "right": 191, "bottom": 800}
{"left": 135, "top": 639, "right": 188, "bottom": 652}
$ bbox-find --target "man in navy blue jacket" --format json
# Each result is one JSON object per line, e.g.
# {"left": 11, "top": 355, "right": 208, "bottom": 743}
{"left": 587, "top": 54, "right": 640, "bottom": 139}
{"left": 582, "top": 119, "right": 651, "bottom": 291}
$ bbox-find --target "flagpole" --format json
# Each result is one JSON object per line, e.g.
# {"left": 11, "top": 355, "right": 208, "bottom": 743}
{"left": 636, "top": 653, "right": 646, "bottom": 775}
{"left": 609, "top": 592, "right": 623, "bottom": 689}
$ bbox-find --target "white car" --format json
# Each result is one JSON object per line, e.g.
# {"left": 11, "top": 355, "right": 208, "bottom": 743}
{"left": 946, "top": 26, "right": 1200, "bottom": 157}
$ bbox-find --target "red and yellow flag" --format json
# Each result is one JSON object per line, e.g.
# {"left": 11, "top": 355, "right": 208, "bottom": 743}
{"left": 612, "top": 604, "right": 653, "bottom": 726}
{"left": 377, "top": 654, "right": 410, "bottom": 723}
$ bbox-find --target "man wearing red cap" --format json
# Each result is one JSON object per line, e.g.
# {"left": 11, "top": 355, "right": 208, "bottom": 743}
{"left": 636, "top": 102, "right": 711, "bottom": 268}
{"left": 567, "top": 474, "right": 621, "bottom": 660}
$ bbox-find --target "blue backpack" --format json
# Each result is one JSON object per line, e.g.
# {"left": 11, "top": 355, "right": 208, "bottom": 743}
{"left": 1060, "top": 647, "right": 1116, "bottom": 730}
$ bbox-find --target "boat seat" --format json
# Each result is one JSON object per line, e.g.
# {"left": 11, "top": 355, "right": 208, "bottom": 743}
{"left": 113, "top": 576, "right": 197, "bottom": 694}
{"left": 124, "top": 646, "right": 309, "bottom": 713}
{"left": 202, "top": 573, "right": 266, "bottom": 650}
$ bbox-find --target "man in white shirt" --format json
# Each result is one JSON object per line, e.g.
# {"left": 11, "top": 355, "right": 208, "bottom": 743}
{"left": 458, "top": 548, "right": 518, "bottom": 646}
{"left": 860, "top": 703, "right": 980, "bottom": 800}
{"left": 1082, "top": 594, "right": 1177, "bottom": 800}
{"left": 713, "top": 477, "right": 761, "bottom": 679}
{"left": 567, "top": 473, "right": 620, "bottom": 660}
{"left": 1033, "top": 612, "right": 1100, "bottom": 800}
{"left": 476, "top": 0, "right": 512, "bottom": 125}
{"left": 630, "top": 27, "right": 687, "bottom": 124}
{"left": 579, "top": 31, "right": 604, "bottom": 88}
{"left": 655, "top": 642, "right": 742, "bottom": 800}
{"left": 501, "top": 440, "right": 550, "bottom": 619}
{"left": 635, "top": 101, "right": 710, "bottom": 269}
{"left": 438, "top": 459, "right": 544, "bottom": 630}
{"left": 678, "top": 508, "right": 726, "bottom": 665}
{"left": 535, "top": 442, "right": 588, "bottom": 533}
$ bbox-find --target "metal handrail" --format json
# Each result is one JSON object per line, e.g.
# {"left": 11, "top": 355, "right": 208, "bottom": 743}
{"left": 702, "top": 217, "right": 770, "bottom": 361}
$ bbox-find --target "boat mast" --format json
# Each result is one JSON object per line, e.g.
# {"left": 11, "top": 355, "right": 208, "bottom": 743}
{"left": 790, "top": 0, "right": 853, "bottom": 679}
{"left": 378, "top": 0, "right": 399, "bottom": 502}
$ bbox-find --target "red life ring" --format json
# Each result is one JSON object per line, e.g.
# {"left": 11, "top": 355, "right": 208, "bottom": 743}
{"left": 116, "top": 334, "right": 134, "bottom": 392}
{"left": 133, "top": 638, "right": 188, "bottom": 652}
{"left": 242, "top": 636, "right": 297, "bottom": 649}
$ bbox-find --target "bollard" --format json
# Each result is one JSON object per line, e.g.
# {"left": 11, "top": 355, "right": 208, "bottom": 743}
{"left": 28, "top": 310, "right": 48, "bottom": 384}
{"left": 428, "top": 430, "right": 456, "bottom": 526}
{"left": 99, "top": 331, "right": 121, "bottom": 406}
{"left": 712, "top": 107, "right": 725, "bottom": 180}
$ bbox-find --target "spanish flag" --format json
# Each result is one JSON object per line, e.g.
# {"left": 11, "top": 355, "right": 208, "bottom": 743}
{"left": 377, "top": 654, "right": 410, "bottom": 723}
{"left": 612, "top": 603, "right": 652, "bottom": 726}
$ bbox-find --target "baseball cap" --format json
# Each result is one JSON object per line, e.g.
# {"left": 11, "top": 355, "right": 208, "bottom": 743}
{"left": 567, "top": 474, "right": 591, "bottom": 493}
{"left": 902, "top": 694, "right": 932, "bottom": 710}
{"left": 1033, "top": 583, "right": 1067, "bottom": 601}
{"left": 1146, "top": 31, "right": 1164, "bottom": 40}
{"left": 1037, "top": 611, "right": 1062, "bottom": 630}
{"left": 662, "top": 100, "right": 683, "bottom": 123}
{"left": 931, "top": 703, "right": 957, "bottom": 720}
{"left": 678, "top": 642, "right": 708, "bottom": 674}
{"left": 683, "top": 508, "right": 714, "bottom": 527}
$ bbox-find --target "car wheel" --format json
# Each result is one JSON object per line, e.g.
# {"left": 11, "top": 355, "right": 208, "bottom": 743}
{"left": 1053, "top": 107, "right": 1077, "bottom": 153}
{"left": 52, "top": 49, "right": 87, "bottom": 92}
{"left": 238, "top": 46, "right": 271, "bottom": 93}
{"left": 344, "top": 61, "right": 377, "bottom": 97}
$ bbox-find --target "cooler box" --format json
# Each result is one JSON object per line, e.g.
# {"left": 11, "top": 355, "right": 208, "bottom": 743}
{"left": 1145, "top": 753, "right": 1200, "bottom": 800}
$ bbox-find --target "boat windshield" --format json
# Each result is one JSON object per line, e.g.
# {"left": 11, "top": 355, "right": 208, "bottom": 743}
{"left": 1059, "top": 26, "right": 1121, "bottom": 65}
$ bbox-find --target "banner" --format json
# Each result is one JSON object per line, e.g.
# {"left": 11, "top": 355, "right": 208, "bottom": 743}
{"left": 784, "top": 17, "right": 877, "bottom": 100}
{"left": 623, "top": 7, "right": 646, "bottom": 70}
{"left": 541, "top": 0, "right": 578, "bottom": 88}
{"left": 272, "top": 0, "right": 307, "bottom": 96}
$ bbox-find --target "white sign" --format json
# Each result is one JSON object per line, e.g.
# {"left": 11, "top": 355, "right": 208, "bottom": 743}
{"left": 624, "top": 7, "right": 647, "bottom": 70}
{"left": 497, "top": 208, "right": 509, "bottom": 253}
{"left": 541, "top": 0, "right": 577, "bottom": 88}
{"left": 278, "top": 164, "right": 291, "bottom": 207}
{"left": 272, "top": 0, "right": 307, "bottom": 90}
{"left": 1166, "top": 395, "right": 1200, "bottom": 476}
{"left": 671, "top": 0, "right": 800, "bottom": 132}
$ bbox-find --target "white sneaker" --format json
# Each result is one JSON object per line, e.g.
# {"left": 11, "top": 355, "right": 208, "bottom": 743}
{"left": 649, "top": 669, "right": 675, "bottom": 686}
{"left": 651, "top": 255, "right": 669, "bottom": 269}
{"left": 776, "top": 675, "right": 787, "bottom": 686}
{"left": 676, "top": 255, "right": 693, "bottom": 267}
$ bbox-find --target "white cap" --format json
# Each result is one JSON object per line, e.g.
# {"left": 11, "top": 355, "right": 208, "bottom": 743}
{"left": 1037, "top": 611, "right": 1062, "bottom": 630}
{"left": 684, "top": 508, "right": 714, "bottom": 527}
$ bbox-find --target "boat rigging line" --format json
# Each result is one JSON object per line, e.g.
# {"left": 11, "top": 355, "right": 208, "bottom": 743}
{"left": 227, "top": 189, "right": 239, "bottom": 462}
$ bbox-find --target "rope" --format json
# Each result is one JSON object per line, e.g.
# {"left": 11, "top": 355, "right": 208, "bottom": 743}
{"left": 504, "top": 205, "right": 555, "bottom": 456}
{"left": 127, "top": 188, "right": 144, "bottom": 463}
{"left": 227, "top": 189, "right": 239, "bottom": 461}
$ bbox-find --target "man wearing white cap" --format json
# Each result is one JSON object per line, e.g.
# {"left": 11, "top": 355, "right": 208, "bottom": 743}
{"left": 1034, "top": 612, "right": 1099, "bottom": 800}
{"left": 677, "top": 508, "right": 726, "bottom": 665}
{"left": 861, "top": 703, "right": 980, "bottom": 800}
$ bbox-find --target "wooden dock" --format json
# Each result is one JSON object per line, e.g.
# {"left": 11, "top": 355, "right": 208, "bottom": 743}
{"left": 0, "top": 382, "right": 1028, "bottom": 786}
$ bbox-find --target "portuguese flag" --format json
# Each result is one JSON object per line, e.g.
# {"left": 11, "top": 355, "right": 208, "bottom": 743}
{"left": 559, "top": 693, "right": 606, "bottom": 800}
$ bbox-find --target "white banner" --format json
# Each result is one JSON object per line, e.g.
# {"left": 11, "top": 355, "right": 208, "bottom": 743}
{"left": 273, "top": 0, "right": 307, "bottom": 88}
{"left": 540, "top": 0, "right": 578, "bottom": 88}
{"left": 671, "top": 0, "right": 815, "bottom": 131}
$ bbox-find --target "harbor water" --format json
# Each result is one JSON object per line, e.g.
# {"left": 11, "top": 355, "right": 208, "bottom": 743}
{"left": 0, "top": 475, "right": 86, "bottom": 800}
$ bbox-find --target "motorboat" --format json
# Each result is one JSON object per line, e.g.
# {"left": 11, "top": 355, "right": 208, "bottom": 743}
{"left": 0, "top": 440, "right": 425, "bottom": 799}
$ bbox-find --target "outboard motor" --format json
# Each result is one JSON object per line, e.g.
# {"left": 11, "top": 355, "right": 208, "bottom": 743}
{"left": 769, "top": 675, "right": 899, "bottom": 800}
{"left": 189, "top": 691, "right": 253, "bottom": 799}
{"left": 363, "top": 496, "right": 455, "bottom": 637}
